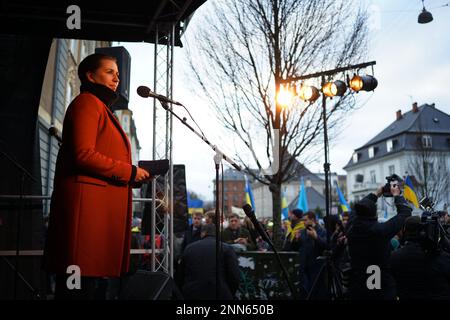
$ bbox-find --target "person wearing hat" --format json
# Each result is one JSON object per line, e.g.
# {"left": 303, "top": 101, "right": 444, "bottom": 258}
{"left": 282, "top": 209, "right": 305, "bottom": 251}
{"left": 346, "top": 183, "right": 412, "bottom": 300}
{"left": 390, "top": 216, "right": 450, "bottom": 300}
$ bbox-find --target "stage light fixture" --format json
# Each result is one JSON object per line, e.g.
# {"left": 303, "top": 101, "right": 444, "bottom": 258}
{"left": 299, "top": 84, "right": 320, "bottom": 102}
{"left": 349, "top": 74, "right": 378, "bottom": 92}
{"left": 322, "top": 80, "right": 347, "bottom": 97}
{"left": 276, "top": 85, "right": 294, "bottom": 106}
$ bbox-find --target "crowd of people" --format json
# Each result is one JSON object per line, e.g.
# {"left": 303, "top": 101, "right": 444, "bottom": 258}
{"left": 174, "top": 182, "right": 450, "bottom": 300}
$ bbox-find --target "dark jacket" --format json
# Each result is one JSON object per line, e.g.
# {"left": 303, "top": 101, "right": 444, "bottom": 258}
{"left": 222, "top": 227, "right": 256, "bottom": 251}
{"left": 346, "top": 193, "right": 412, "bottom": 300}
{"left": 390, "top": 241, "right": 450, "bottom": 300}
{"left": 176, "top": 236, "right": 240, "bottom": 300}
{"left": 298, "top": 225, "right": 327, "bottom": 297}
{"left": 181, "top": 225, "right": 202, "bottom": 252}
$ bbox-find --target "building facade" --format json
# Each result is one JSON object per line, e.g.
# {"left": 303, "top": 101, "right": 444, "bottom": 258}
{"left": 213, "top": 168, "right": 247, "bottom": 216}
{"left": 344, "top": 103, "right": 450, "bottom": 216}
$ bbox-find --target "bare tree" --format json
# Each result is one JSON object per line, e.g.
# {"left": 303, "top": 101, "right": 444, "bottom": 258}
{"left": 408, "top": 130, "right": 450, "bottom": 208}
{"left": 185, "top": 0, "right": 369, "bottom": 245}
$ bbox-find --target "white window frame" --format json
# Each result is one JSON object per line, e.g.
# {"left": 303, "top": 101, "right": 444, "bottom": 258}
{"left": 422, "top": 135, "right": 432, "bottom": 148}
{"left": 387, "top": 139, "right": 393, "bottom": 152}
{"left": 368, "top": 147, "right": 375, "bottom": 158}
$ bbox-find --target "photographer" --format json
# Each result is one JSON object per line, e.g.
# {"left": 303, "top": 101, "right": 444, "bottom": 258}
{"left": 390, "top": 216, "right": 450, "bottom": 300}
{"left": 346, "top": 181, "right": 412, "bottom": 300}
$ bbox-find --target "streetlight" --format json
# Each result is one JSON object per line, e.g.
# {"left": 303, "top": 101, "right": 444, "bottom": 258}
{"left": 418, "top": 0, "right": 433, "bottom": 24}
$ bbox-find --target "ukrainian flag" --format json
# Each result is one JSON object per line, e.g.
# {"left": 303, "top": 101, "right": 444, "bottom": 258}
{"left": 404, "top": 175, "right": 419, "bottom": 208}
{"left": 335, "top": 182, "right": 350, "bottom": 212}
{"left": 244, "top": 176, "right": 256, "bottom": 209}
{"left": 297, "top": 177, "right": 309, "bottom": 212}
{"left": 281, "top": 189, "right": 289, "bottom": 220}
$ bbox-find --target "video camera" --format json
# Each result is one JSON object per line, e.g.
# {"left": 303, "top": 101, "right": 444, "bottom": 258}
{"left": 382, "top": 174, "right": 403, "bottom": 197}
{"left": 418, "top": 197, "right": 450, "bottom": 252}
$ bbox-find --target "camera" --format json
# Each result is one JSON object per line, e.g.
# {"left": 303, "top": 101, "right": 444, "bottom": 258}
{"left": 382, "top": 174, "right": 403, "bottom": 197}
{"left": 418, "top": 197, "right": 450, "bottom": 252}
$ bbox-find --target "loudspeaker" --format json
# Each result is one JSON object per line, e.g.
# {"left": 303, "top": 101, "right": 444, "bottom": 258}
{"left": 95, "top": 46, "right": 131, "bottom": 111}
{"left": 119, "top": 270, "right": 182, "bottom": 300}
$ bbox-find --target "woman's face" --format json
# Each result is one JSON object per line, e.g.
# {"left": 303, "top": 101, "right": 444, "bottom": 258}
{"left": 86, "top": 59, "right": 119, "bottom": 91}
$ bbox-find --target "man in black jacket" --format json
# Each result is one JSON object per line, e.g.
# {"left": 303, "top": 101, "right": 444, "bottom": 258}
{"left": 176, "top": 223, "right": 241, "bottom": 300}
{"left": 390, "top": 216, "right": 450, "bottom": 299}
{"left": 346, "top": 183, "right": 411, "bottom": 300}
{"left": 181, "top": 211, "right": 203, "bottom": 252}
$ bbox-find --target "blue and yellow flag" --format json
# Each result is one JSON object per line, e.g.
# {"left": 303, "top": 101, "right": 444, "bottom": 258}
{"left": 244, "top": 176, "right": 256, "bottom": 209}
{"left": 281, "top": 189, "right": 289, "bottom": 220}
{"left": 297, "top": 177, "right": 309, "bottom": 212}
{"left": 187, "top": 192, "right": 204, "bottom": 216}
{"left": 335, "top": 182, "right": 350, "bottom": 212}
{"left": 404, "top": 175, "right": 419, "bottom": 208}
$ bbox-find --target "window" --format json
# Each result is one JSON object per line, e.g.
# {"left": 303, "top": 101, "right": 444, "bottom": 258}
{"left": 370, "top": 170, "right": 376, "bottom": 183}
{"left": 422, "top": 135, "right": 432, "bottom": 148}
{"left": 388, "top": 165, "right": 395, "bottom": 175}
{"left": 353, "top": 152, "right": 358, "bottom": 163}
{"left": 387, "top": 139, "right": 393, "bottom": 152}
{"left": 368, "top": 147, "right": 375, "bottom": 158}
{"left": 69, "top": 39, "right": 78, "bottom": 62}
{"left": 122, "top": 114, "right": 130, "bottom": 134}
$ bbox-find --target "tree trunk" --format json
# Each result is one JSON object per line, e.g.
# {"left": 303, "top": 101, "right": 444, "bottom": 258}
{"left": 270, "top": 183, "right": 282, "bottom": 249}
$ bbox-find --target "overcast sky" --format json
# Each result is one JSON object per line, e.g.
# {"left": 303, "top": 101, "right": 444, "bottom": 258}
{"left": 117, "top": 0, "right": 450, "bottom": 201}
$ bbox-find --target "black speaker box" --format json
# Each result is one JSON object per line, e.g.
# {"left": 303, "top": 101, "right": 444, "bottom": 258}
{"left": 95, "top": 46, "right": 131, "bottom": 111}
{"left": 119, "top": 270, "right": 182, "bottom": 300}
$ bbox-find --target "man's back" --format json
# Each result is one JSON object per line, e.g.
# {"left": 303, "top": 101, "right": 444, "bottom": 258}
{"left": 178, "top": 236, "right": 240, "bottom": 300}
{"left": 346, "top": 192, "right": 411, "bottom": 299}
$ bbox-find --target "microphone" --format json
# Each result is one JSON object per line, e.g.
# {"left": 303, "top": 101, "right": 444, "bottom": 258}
{"left": 48, "top": 126, "right": 62, "bottom": 144}
{"left": 242, "top": 204, "right": 272, "bottom": 245}
{"left": 137, "top": 86, "right": 183, "bottom": 106}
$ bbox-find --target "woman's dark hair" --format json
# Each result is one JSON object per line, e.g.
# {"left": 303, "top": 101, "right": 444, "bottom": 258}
{"left": 77, "top": 53, "right": 117, "bottom": 83}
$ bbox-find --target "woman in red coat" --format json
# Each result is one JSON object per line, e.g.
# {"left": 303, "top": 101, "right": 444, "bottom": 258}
{"left": 43, "top": 53, "right": 150, "bottom": 299}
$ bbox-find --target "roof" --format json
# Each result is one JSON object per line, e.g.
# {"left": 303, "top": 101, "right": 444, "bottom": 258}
{"left": 361, "top": 104, "right": 450, "bottom": 148}
{"left": 0, "top": 0, "right": 207, "bottom": 46}
{"left": 219, "top": 168, "right": 258, "bottom": 182}
{"left": 344, "top": 104, "right": 450, "bottom": 169}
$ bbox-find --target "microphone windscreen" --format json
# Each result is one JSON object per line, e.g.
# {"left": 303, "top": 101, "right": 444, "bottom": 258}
{"left": 137, "top": 86, "right": 151, "bottom": 98}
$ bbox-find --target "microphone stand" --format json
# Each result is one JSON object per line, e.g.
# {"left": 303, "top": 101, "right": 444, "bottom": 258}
{"left": 155, "top": 99, "right": 242, "bottom": 300}
{"left": 0, "top": 146, "right": 40, "bottom": 300}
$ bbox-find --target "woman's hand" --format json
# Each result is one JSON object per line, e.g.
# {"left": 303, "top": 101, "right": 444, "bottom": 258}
{"left": 135, "top": 167, "right": 150, "bottom": 182}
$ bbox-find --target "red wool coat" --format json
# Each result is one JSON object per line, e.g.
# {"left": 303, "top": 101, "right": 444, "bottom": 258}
{"left": 43, "top": 92, "right": 134, "bottom": 277}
